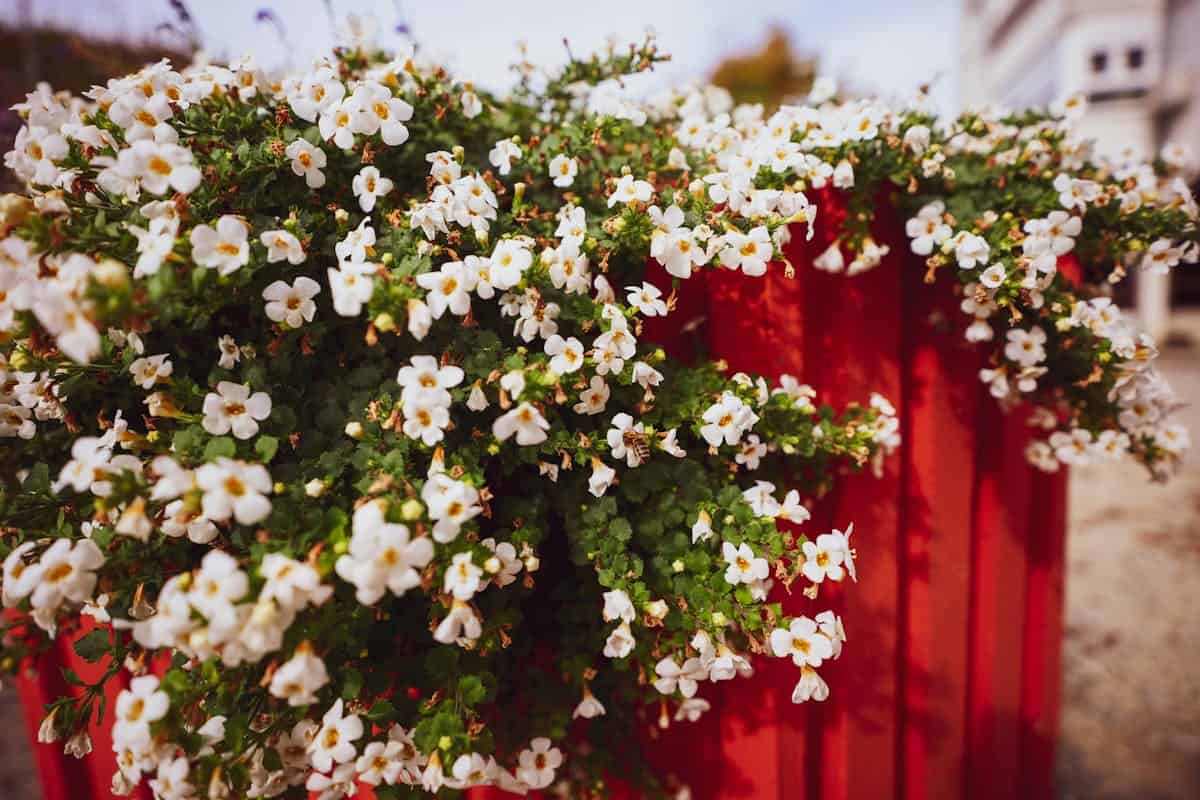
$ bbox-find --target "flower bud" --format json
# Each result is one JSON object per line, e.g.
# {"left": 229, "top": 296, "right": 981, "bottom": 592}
{"left": 484, "top": 556, "right": 501, "bottom": 574}
{"left": 92, "top": 258, "right": 129, "bottom": 290}
{"left": 399, "top": 498, "right": 424, "bottom": 521}
{"left": 345, "top": 421, "right": 364, "bottom": 439}
{"left": 305, "top": 479, "right": 326, "bottom": 497}
{"left": 645, "top": 599, "right": 669, "bottom": 619}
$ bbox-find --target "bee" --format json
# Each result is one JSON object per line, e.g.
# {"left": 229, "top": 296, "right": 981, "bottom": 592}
{"left": 623, "top": 429, "right": 651, "bottom": 464}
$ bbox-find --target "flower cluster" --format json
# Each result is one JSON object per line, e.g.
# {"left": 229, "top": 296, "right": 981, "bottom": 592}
{"left": 0, "top": 28, "right": 1189, "bottom": 800}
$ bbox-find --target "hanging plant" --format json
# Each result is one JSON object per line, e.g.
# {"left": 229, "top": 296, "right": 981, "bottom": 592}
{"left": 0, "top": 29, "right": 1193, "bottom": 800}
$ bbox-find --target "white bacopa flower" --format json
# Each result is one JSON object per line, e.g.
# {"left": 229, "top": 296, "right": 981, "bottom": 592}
{"left": 352, "top": 165, "right": 394, "bottom": 212}
{"left": 285, "top": 138, "right": 328, "bottom": 189}
{"left": 1004, "top": 326, "right": 1047, "bottom": 367}
{"left": 126, "top": 140, "right": 201, "bottom": 196}
{"left": 335, "top": 500, "right": 434, "bottom": 604}
{"left": 573, "top": 687, "right": 606, "bottom": 719}
{"left": 195, "top": 457, "right": 273, "bottom": 525}
{"left": 791, "top": 665, "right": 831, "bottom": 703}
{"left": 801, "top": 531, "right": 850, "bottom": 583}
{"left": 544, "top": 334, "right": 584, "bottom": 375}
{"left": 718, "top": 226, "right": 772, "bottom": 276}
{"left": 588, "top": 458, "right": 617, "bottom": 498}
{"left": 190, "top": 215, "right": 250, "bottom": 276}
{"left": 202, "top": 381, "right": 272, "bottom": 439}
{"left": 603, "top": 621, "right": 635, "bottom": 658}
{"left": 490, "top": 239, "right": 533, "bottom": 290}
{"left": 488, "top": 139, "right": 521, "bottom": 175}
{"left": 653, "top": 656, "right": 706, "bottom": 698}
{"left": 308, "top": 699, "right": 363, "bottom": 773}
{"left": 548, "top": 154, "right": 578, "bottom": 188}
{"left": 349, "top": 81, "right": 413, "bottom": 145}
{"left": 602, "top": 588, "right": 635, "bottom": 623}
{"left": 953, "top": 232, "right": 990, "bottom": 270}
{"left": 906, "top": 200, "right": 951, "bottom": 256}
{"left": 700, "top": 391, "right": 758, "bottom": 447}
{"left": 269, "top": 643, "right": 329, "bottom": 706}
{"left": 606, "top": 412, "right": 648, "bottom": 468}
{"left": 128, "top": 353, "right": 172, "bottom": 389}
{"left": 416, "top": 260, "right": 472, "bottom": 318}
{"left": 434, "top": 599, "right": 483, "bottom": 645}
{"left": 327, "top": 261, "right": 376, "bottom": 317}
{"left": 516, "top": 738, "right": 562, "bottom": 790}
{"left": 607, "top": 174, "right": 653, "bottom": 207}
{"left": 259, "top": 229, "right": 306, "bottom": 265}
{"left": 979, "top": 263, "right": 1007, "bottom": 289}
{"left": 771, "top": 616, "right": 834, "bottom": 668}
{"left": 735, "top": 434, "right": 767, "bottom": 470}
{"left": 460, "top": 88, "right": 483, "bottom": 118}
{"left": 722, "top": 541, "right": 770, "bottom": 585}
{"left": 187, "top": 549, "right": 248, "bottom": 632}
{"left": 493, "top": 402, "right": 549, "bottom": 446}
{"left": 444, "top": 552, "right": 483, "bottom": 600}
{"left": 423, "top": 474, "right": 483, "bottom": 543}
{"left": 625, "top": 282, "right": 668, "bottom": 316}
{"left": 113, "top": 674, "right": 170, "bottom": 747}
{"left": 262, "top": 277, "right": 320, "bottom": 328}
{"left": 260, "top": 553, "right": 332, "bottom": 610}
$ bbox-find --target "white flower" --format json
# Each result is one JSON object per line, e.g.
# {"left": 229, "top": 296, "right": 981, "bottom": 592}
{"left": 188, "top": 550, "right": 248, "bottom": 632}
{"left": 269, "top": 644, "right": 329, "bottom": 706}
{"left": 416, "top": 260, "right": 472, "bottom": 318}
{"left": 259, "top": 229, "right": 306, "bottom": 265}
{"left": 832, "top": 158, "right": 855, "bottom": 188}
{"left": 423, "top": 475, "right": 483, "bottom": 543}
{"left": 202, "top": 381, "right": 272, "bottom": 439}
{"left": 718, "top": 226, "right": 772, "bottom": 276}
{"left": 607, "top": 174, "right": 653, "bottom": 207}
{"left": 149, "top": 757, "right": 192, "bottom": 800}
{"left": 801, "top": 531, "right": 850, "bottom": 583}
{"left": 549, "top": 154, "right": 577, "bottom": 187}
{"left": 516, "top": 738, "right": 562, "bottom": 790}
{"left": 722, "top": 541, "right": 769, "bottom": 585}
{"left": 742, "top": 480, "right": 781, "bottom": 517}
{"left": 114, "top": 675, "right": 169, "bottom": 747}
{"left": 574, "top": 376, "right": 610, "bottom": 415}
{"left": 489, "top": 139, "right": 522, "bottom": 175}
{"left": 260, "top": 553, "right": 331, "bottom": 610}
{"left": 128, "top": 215, "right": 178, "bottom": 278}
{"left": 1050, "top": 428, "right": 1093, "bottom": 465}
{"left": 1004, "top": 326, "right": 1047, "bottom": 367}
{"left": 906, "top": 201, "right": 951, "bottom": 256}
{"left": 445, "top": 552, "right": 483, "bottom": 600}
{"left": 350, "top": 81, "right": 413, "bottom": 145}
{"left": 262, "top": 277, "right": 320, "bottom": 328}
{"left": 735, "top": 434, "right": 767, "bottom": 470}
{"left": 460, "top": 89, "right": 483, "bottom": 118}
{"left": 979, "top": 264, "right": 1007, "bottom": 289}
{"left": 216, "top": 335, "right": 240, "bottom": 369}
{"left": 653, "top": 656, "right": 706, "bottom": 698}
{"left": 675, "top": 697, "right": 712, "bottom": 722}
{"left": 1141, "top": 239, "right": 1183, "bottom": 275}
{"left": 126, "top": 140, "right": 201, "bottom": 196}
{"left": 396, "top": 355, "right": 464, "bottom": 407}
{"left": 544, "top": 334, "right": 584, "bottom": 375}
{"left": 490, "top": 240, "right": 532, "bottom": 290}
{"left": 1054, "top": 173, "right": 1100, "bottom": 211}
{"left": 0, "top": 404, "right": 35, "bottom": 439}
{"left": 607, "top": 413, "right": 647, "bottom": 467}
{"left": 691, "top": 510, "right": 714, "bottom": 543}
{"left": 573, "top": 687, "right": 606, "bottom": 719}
{"left": 352, "top": 166, "right": 394, "bottom": 212}
{"left": 190, "top": 216, "right": 250, "bottom": 275}
{"left": 196, "top": 458, "right": 273, "bottom": 525}
{"left": 626, "top": 282, "right": 668, "bottom": 316}
{"left": 335, "top": 500, "right": 434, "bottom": 604}
{"left": 15, "top": 539, "right": 103, "bottom": 630}
{"left": 954, "top": 233, "right": 989, "bottom": 270}
{"left": 328, "top": 261, "right": 376, "bottom": 317}
{"left": 602, "top": 589, "right": 635, "bottom": 623}
{"left": 588, "top": 459, "right": 617, "bottom": 497}
{"left": 128, "top": 353, "right": 172, "bottom": 389}
{"left": 700, "top": 392, "right": 758, "bottom": 447}
{"left": 603, "top": 621, "right": 635, "bottom": 658}
{"left": 493, "top": 403, "right": 549, "bottom": 445}
{"left": 791, "top": 665, "right": 830, "bottom": 703}
{"left": 770, "top": 616, "right": 834, "bottom": 668}
{"left": 308, "top": 699, "right": 363, "bottom": 773}
{"left": 285, "top": 139, "right": 328, "bottom": 189}
{"left": 434, "top": 599, "right": 483, "bottom": 644}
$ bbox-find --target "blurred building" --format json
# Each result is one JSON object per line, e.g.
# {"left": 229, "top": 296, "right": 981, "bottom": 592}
{"left": 960, "top": 0, "right": 1200, "bottom": 340}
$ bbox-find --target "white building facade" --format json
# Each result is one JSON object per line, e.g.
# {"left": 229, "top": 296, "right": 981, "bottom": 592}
{"left": 960, "top": 0, "right": 1200, "bottom": 340}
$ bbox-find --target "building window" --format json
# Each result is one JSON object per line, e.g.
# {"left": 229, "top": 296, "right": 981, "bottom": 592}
{"left": 1127, "top": 46, "right": 1145, "bottom": 70}
{"left": 1091, "top": 50, "right": 1108, "bottom": 73}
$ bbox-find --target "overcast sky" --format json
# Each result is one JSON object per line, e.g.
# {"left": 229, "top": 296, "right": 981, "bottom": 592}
{"left": 7, "top": 0, "right": 961, "bottom": 112}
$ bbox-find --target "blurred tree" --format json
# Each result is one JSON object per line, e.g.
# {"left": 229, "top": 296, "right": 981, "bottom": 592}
{"left": 710, "top": 27, "right": 817, "bottom": 108}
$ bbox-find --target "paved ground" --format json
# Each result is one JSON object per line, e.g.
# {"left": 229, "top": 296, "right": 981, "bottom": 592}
{"left": 1, "top": 317, "right": 1198, "bottom": 800}
{"left": 1057, "top": 310, "right": 1200, "bottom": 800}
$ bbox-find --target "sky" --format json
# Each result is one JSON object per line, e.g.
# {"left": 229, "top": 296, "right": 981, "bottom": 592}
{"left": 5, "top": 0, "right": 962, "bottom": 112}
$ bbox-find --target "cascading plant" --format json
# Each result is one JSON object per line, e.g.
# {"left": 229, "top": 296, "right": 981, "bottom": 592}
{"left": 0, "top": 28, "right": 1192, "bottom": 800}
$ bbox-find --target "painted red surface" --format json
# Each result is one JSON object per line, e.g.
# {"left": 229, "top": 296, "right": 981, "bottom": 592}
{"left": 18, "top": 191, "right": 1068, "bottom": 800}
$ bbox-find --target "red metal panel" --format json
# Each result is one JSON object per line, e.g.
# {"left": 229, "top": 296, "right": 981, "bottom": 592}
{"left": 898, "top": 259, "right": 981, "bottom": 800}
{"left": 965, "top": 403, "right": 1034, "bottom": 798}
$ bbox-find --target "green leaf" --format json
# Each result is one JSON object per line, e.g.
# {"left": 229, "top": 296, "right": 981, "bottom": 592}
{"left": 73, "top": 628, "right": 110, "bottom": 663}
{"left": 341, "top": 667, "right": 364, "bottom": 699}
{"left": 203, "top": 436, "right": 237, "bottom": 461}
{"left": 254, "top": 435, "right": 279, "bottom": 463}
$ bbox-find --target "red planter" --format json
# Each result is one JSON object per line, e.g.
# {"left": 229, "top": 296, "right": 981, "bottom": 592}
{"left": 16, "top": 192, "right": 1068, "bottom": 800}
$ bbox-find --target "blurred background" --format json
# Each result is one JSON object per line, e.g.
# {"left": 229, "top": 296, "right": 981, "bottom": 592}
{"left": 0, "top": 1, "right": 1197, "bottom": 797}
